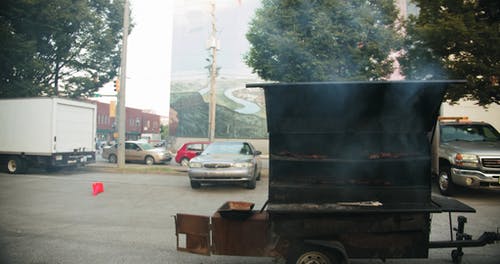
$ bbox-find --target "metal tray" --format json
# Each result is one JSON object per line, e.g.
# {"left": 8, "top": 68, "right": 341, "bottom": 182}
{"left": 217, "top": 201, "right": 255, "bottom": 220}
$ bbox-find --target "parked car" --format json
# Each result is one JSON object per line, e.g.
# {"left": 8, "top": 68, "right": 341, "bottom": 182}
{"left": 175, "top": 141, "right": 211, "bottom": 166}
{"left": 188, "top": 141, "right": 262, "bottom": 189}
{"left": 102, "top": 141, "right": 172, "bottom": 165}
{"left": 432, "top": 117, "right": 500, "bottom": 195}
{"left": 154, "top": 140, "right": 167, "bottom": 148}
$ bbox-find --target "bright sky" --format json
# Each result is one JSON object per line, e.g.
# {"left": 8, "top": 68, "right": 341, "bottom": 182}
{"left": 96, "top": 0, "right": 254, "bottom": 119}
{"left": 97, "top": 0, "right": 174, "bottom": 118}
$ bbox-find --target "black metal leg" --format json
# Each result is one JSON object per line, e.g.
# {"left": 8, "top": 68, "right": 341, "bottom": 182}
{"left": 451, "top": 216, "right": 472, "bottom": 264}
{"left": 448, "top": 212, "right": 453, "bottom": 241}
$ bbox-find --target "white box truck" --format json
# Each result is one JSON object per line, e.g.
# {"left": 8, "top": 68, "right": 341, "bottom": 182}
{"left": 0, "top": 97, "right": 97, "bottom": 173}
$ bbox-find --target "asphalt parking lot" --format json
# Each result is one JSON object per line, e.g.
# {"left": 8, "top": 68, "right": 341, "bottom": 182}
{"left": 0, "top": 160, "right": 498, "bottom": 264}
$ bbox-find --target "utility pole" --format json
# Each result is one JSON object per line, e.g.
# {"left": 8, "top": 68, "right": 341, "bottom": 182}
{"left": 117, "top": 0, "right": 129, "bottom": 168}
{"left": 208, "top": 0, "right": 217, "bottom": 142}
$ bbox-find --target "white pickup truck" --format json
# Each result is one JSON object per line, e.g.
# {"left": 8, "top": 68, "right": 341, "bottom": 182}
{"left": 431, "top": 117, "right": 500, "bottom": 195}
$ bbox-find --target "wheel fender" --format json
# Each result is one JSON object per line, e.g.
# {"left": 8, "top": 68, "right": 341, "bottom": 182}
{"left": 304, "top": 240, "right": 349, "bottom": 264}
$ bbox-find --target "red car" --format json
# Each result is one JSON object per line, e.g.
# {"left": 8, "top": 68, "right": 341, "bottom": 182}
{"left": 175, "top": 141, "right": 210, "bottom": 166}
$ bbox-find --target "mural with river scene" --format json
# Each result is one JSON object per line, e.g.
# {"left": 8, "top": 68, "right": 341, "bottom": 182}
{"left": 169, "top": 1, "right": 267, "bottom": 139}
{"left": 169, "top": 78, "right": 267, "bottom": 139}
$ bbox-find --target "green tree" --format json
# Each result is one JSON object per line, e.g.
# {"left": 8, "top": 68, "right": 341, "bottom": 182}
{"left": 245, "top": 0, "right": 402, "bottom": 82}
{"left": 160, "top": 124, "right": 169, "bottom": 139}
{"left": 399, "top": 0, "right": 499, "bottom": 105}
{"left": 0, "top": 0, "right": 130, "bottom": 98}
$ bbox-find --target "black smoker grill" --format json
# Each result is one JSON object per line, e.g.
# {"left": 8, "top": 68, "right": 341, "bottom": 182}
{"left": 175, "top": 81, "right": 499, "bottom": 264}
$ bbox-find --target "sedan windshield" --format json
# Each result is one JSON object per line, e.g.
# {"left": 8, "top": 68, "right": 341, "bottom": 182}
{"left": 203, "top": 142, "right": 251, "bottom": 155}
{"left": 441, "top": 124, "right": 500, "bottom": 142}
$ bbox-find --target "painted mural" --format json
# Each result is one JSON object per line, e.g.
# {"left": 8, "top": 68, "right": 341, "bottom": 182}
{"left": 169, "top": 0, "right": 267, "bottom": 139}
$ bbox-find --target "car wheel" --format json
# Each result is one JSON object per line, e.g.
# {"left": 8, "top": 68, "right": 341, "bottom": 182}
{"left": 438, "top": 166, "right": 455, "bottom": 196}
{"left": 246, "top": 177, "right": 256, "bottom": 189}
{"left": 7, "top": 157, "right": 26, "bottom": 174}
{"left": 180, "top": 158, "right": 190, "bottom": 167}
{"left": 256, "top": 169, "right": 261, "bottom": 181}
{"left": 108, "top": 154, "right": 117, "bottom": 164}
{"left": 145, "top": 156, "right": 155, "bottom": 166}
{"left": 190, "top": 181, "right": 201, "bottom": 189}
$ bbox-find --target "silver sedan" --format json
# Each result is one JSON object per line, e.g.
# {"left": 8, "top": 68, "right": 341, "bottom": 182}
{"left": 188, "top": 141, "right": 262, "bottom": 189}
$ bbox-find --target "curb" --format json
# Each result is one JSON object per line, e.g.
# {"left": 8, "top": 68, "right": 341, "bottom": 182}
{"left": 85, "top": 163, "right": 188, "bottom": 175}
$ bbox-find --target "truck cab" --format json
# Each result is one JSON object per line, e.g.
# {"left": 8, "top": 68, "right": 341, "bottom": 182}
{"left": 432, "top": 117, "right": 500, "bottom": 195}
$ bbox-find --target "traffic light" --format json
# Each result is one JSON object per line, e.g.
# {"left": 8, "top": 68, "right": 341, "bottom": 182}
{"left": 114, "top": 78, "right": 120, "bottom": 93}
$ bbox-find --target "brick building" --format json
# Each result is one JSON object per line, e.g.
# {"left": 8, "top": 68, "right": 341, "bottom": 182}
{"left": 95, "top": 101, "right": 161, "bottom": 144}
{"left": 95, "top": 101, "right": 114, "bottom": 142}
{"left": 124, "top": 107, "right": 143, "bottom": 141}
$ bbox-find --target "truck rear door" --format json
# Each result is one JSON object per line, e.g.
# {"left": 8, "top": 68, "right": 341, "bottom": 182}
{"left": 55, "top": 101, "right": 95, "bottom": 152}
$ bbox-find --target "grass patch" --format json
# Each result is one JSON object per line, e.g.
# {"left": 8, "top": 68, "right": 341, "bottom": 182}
{"left": 87, "top": 165, "right": 186, "bottom": 175}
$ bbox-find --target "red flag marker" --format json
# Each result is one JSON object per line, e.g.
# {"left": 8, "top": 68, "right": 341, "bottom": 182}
{"left": 92, "top": 182, "right": 104, "bottom": 196}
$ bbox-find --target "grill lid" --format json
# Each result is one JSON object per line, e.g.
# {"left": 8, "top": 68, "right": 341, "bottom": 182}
{"left": 247, "top": 81, "right": 466, "bottom": 210}
{"left": 247, "top": 81, "right": 464, "bottom": 134}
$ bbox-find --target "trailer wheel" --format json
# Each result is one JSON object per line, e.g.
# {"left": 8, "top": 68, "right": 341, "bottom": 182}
{"left": 451, "top": 249, "right": 463, "bottom": 264}
{"left": 287, "top": 244, "right": 342, "bottom": 264}
{"left": 7, "top": 157, "right": 26, "bottom": 174}
{"left": 438, "top": 166, "right": 455, "bottom": 196}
